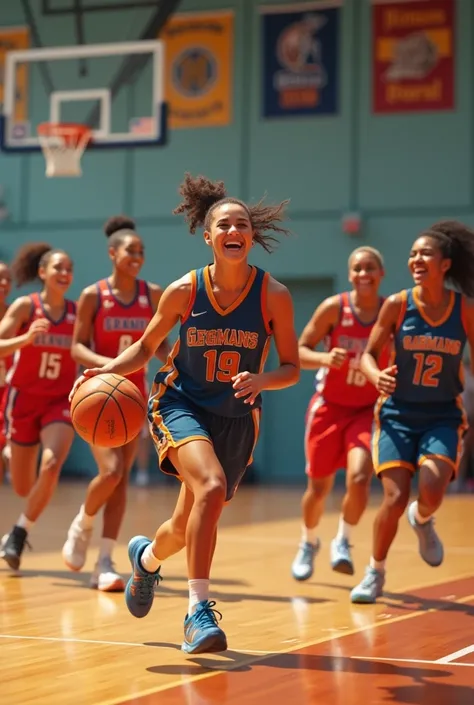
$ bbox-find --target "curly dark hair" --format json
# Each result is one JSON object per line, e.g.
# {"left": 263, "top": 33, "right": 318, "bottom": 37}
{"left": 173, "top": 172, "right": 291, "bottom": 253}
{"left": 11, "top": 243, "right": 68, "bottom": 287}
{"left": 422, "top": 220, "right": 474, "bottom": 297}
{"left": 104, "top": 215, "right": 138, "bottom": 248}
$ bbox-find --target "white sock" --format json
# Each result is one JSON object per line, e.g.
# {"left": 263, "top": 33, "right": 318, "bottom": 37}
{"left": 98, "top": 537, "right": 116, "bottom": 561}
{"left": 370, "top": 556, "right": 386, "bottom": 572}
{"left": 140, "top": 543, "right": 161, "bottom": 573}
{"left": 411, "top": 500, "right": 431, "bottom": 524}
{"left": 301, "top": 525, "right": 318, "bottom": 545}
{"left": 16, "top": 514, "right": 33, "bottom": 532}
{"left": 336, "top": 516, "right": 352, "bottom": 541}
{"left": 78, "top": 504, "right": 94, "bottom": 530}
{"left": 188, "top": 579, "right": 209, "bottom": 615}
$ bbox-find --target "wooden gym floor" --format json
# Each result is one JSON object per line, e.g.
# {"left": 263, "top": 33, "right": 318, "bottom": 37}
{"left": 1, "top": 482, "right": 473, "bottom": 705}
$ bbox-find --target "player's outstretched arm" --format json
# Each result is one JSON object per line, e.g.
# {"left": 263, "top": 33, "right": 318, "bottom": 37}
{"left": 232, "top": 278, "right": 299, "bottom": 405}
{"left": 69, "top": 276, "right": 191, "bottom": 400}
{"left": 0, "top": 297, "right": 50, "bottom": 357}
{"left": 360, "top": 295, "right": 401, "bottom": 395}
{"left": 298, "top": 296, "right": 347, "bottom": 370}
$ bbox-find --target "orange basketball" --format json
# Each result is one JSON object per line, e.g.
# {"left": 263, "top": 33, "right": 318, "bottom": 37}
{"left": 70, "top": 373, "right": 147, "bottom": 448}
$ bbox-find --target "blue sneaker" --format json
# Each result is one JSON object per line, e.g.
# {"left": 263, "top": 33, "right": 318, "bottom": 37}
{"left": 125, "top": 535, "right": 161, "bottom": 619}
{"left": 182, "top": 600, "right": 227, "bottom": 654}
{"left": 350, "top": 566, "right": 385, "bottom": 604}
{"left": 330, "top": 536, "right": 354, "bottom": 575}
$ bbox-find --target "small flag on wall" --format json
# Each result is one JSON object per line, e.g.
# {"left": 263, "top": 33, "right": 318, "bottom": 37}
{"left": 0, "top": 26, "right": 29, "bottom": 122}
{"left": 161, "top": 10, "right": 234, "bottom": 129}
{"left": 372, "top": 0, "right": 455, "bottom": 114}
{"left": 260, "top": 1, "right": 342, "bottom": 118}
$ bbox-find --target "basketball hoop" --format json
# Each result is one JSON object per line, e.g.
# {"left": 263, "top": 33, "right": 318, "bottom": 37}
{"left": 37, "top": 123, "right": 91, "bottom": 177}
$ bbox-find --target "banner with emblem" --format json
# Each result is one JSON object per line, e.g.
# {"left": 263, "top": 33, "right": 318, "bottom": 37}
{"left": 161, "top": 10, "right": 233, "bottom": 129}
{"left": 372, "top": 0, "right": 455, "bottom": 114}
{"left": 260, "top": 1, "right": 342, "bottom": 118}
{"left": 0, "top": 26, "right": 29, "bottom": 122}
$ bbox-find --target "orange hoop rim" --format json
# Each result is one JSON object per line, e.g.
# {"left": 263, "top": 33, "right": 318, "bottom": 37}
{"left": 37, "top": 122, "right": 92, "bottom": 142}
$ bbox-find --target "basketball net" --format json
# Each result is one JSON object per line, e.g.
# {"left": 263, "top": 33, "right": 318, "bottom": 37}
{"left": 37, "top": 123, "right": 92, "bottom": 178}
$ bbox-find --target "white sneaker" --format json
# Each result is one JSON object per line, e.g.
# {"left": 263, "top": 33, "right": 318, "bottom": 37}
{"left": 62, "top": 513, "right": 93, "bottom": 571}
{"left": 90, "top": 556, "right": 125, "bottom": 592}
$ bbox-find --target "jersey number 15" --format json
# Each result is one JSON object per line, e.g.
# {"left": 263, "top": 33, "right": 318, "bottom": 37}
{"left": 39, "top": 352, "right": 61, "bottom": 380}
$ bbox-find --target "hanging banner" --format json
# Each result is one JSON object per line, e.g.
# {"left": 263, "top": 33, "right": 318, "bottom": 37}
{"left": 372, "top": 0, "right": 455, "bottom": 113}
{"left": 260, "top": 1, "right": 342, "bottom": 118}
{"left": 161, "top": 11, "right": 233, "bottom": 129}
{"left": 0, "top": 26, "right": 29, "bottom": 122}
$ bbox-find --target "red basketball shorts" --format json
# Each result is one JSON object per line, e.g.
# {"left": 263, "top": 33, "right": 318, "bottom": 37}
{"left": 2, "top": 387, "right": 72, "bottom": 446}
{"left": 304, "top": 393, "right": 375, "bottom": 479}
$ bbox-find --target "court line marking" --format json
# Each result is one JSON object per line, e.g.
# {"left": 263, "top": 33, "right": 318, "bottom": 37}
{"left": 352, "top": 656, "right": 474, "bottom": 668}
{"left": 97, "top": 579, "right": 474, "bottom": 705}
{"left": 435, "top": 644, "right": 474, "bottom": 663}
{"left": 0, "top": 634, "right": 272, "bottom": 656}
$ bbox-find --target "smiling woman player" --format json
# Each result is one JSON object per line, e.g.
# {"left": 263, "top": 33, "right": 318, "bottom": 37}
{"left": 69, "top": 173, "right": 300, "bottom": 653}
{"left": 0, "top": 244, "right": 76, "bottom": 570}
{"left": 291, "top": 247, "right": 389, "bottom": 582}
{"left": 352, "top": 221, "right": 474, "bottom": 603}
{"left": 62, "top": 215, "right": 170, "bottom": 592}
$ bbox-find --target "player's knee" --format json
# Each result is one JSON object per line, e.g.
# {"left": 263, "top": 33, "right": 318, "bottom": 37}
{"left": 348, "top": 468, "right": 372, "bottom": 489}
{"left": 383, "top": 484, "right": 410, "bottom": 515}
{"left": 39, "top": 451, "right": 62, "bottom": 480}
{"left": 101, "top": 458, "right": 125, "bottom": 486}
{"left": 307, "top": 478, "right": 332, "bottom": 501}
{"left": 197, "top": 475, "right": 227, "bottom": 508}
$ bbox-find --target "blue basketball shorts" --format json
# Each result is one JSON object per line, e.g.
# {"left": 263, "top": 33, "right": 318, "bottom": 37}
{"left": 148, "top": 385, "right": 260, "bottom": 502}
{"left": 372, "top": 396, "right": 467, "bottom": 476}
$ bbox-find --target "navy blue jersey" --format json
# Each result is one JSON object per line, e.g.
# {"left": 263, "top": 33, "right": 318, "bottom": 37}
{"left": 392, "top": 288, "right": 467, "bottom": 404}
{"left": 151, "top": 265, "right": 272, "bottom": 417}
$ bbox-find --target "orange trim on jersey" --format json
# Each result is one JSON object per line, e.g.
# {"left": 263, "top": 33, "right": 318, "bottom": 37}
{"left": 260, "top": 271, "right": 272, "bottom": 335}
{"left": 203, "top": 265, "right": 257, "bottom": 316}
{"left": 258, "top": 336, "right": 272, "bottom": 374}
{"left": 373, "top": 395, "right": 416, "bottom": 475}
{"left": 395, "top": 289, "right": 408, "bottom": 331}
{"left": 412, "top": 287, "right": 454, "bottom": 328}
{"left": 181, "top": 270, "right": 197, "bottom": 323}
{"left": 248, "top": 407, "right": 261, "bottom": 467}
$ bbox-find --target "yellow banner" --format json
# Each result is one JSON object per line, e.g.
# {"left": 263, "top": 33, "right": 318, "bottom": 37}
{"left": 0, "top": 26, "right": 29, "bottom": 122}
{"left": 161, "top": 11, "right": 233, "bottom": 129}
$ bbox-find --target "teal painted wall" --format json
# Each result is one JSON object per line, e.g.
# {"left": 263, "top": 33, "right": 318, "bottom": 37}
{"left": 0, "top": 0, "right": 472, "bottom": 483}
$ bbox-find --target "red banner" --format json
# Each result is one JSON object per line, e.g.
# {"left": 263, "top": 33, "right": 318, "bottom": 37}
{"left": 372, "top": 0, "right": 454, "bottom": 114}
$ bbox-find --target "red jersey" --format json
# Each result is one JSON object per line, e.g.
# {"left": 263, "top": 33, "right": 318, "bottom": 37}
{"left": 316, "top": 292, "right": 389, "bottom": 408}
{"left": 0, "top": 355, "right": 13, "bottom": 391}
{"left": 7, "top": 293, "right": 77, "bottom": 397}
{"left": 93, "top": 279, "right": 154, "bottom": 392}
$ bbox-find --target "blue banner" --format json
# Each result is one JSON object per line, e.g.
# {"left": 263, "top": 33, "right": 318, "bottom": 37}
{"left": 261, "top": 1, "right": 341, "bottom": 118}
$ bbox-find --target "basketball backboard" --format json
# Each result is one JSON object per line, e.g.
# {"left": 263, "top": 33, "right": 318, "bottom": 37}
{"left": 0, "top": 39, "right": 167, "bottom": 152}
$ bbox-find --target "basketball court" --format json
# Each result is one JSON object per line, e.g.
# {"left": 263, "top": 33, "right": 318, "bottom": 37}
{"left": 1, "top": 483, "right": 473, "bottom": 705}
